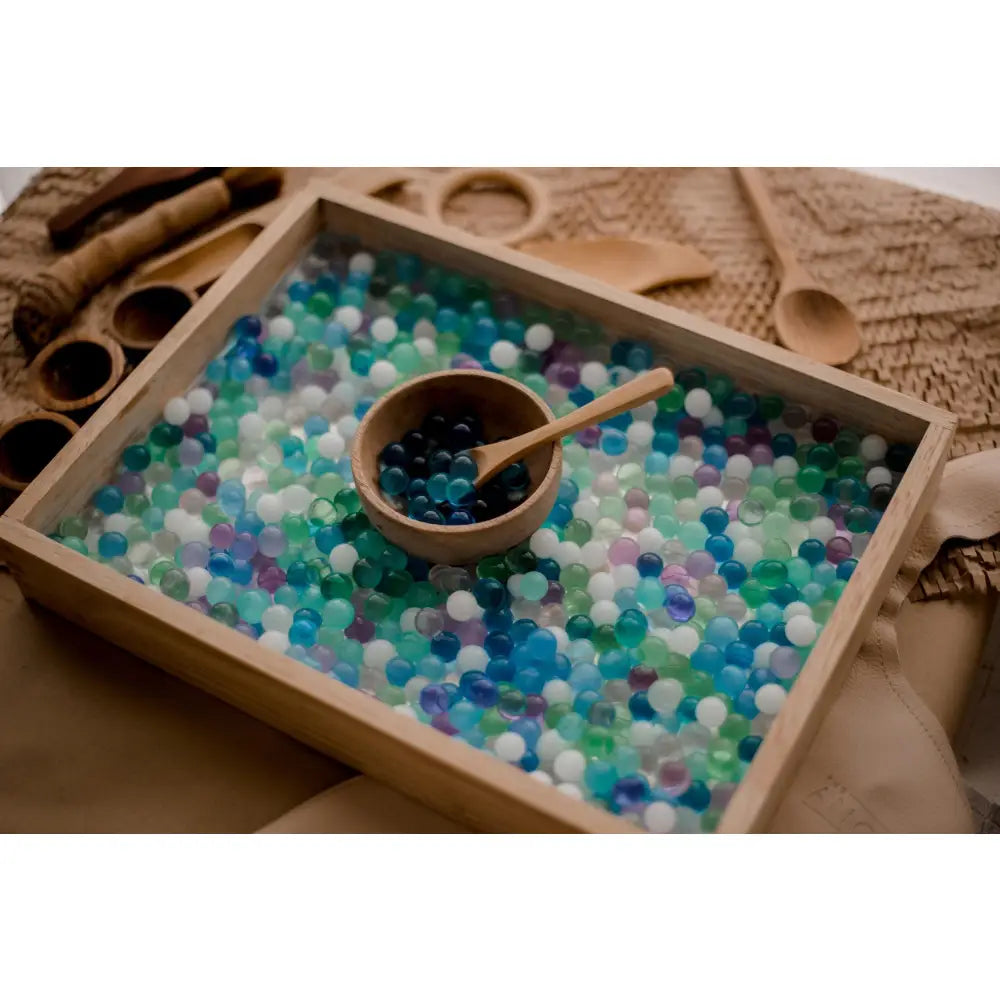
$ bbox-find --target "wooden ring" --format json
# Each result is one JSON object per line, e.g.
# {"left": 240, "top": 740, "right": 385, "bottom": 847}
{"left": 425, "top": 168, "right": 552, "bottom": 246}
{"left": 108, "top": 282, "right": 197, "bottom": 351}
{"left": 27, "top": 330, "right": 126, "bottom": 413}
{"left": 0, "top": 411, "right": 79, "bottom": 492}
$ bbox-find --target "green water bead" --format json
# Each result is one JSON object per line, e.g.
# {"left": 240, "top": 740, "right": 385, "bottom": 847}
{"left": 591, "top": 624, "right": 619, "bottom": 653}
{"left": 789, "top": 494, "right": 822, "bottom": 521}
{"left": 308, "top": 498, "right": 337, "bottom": 526}
{"left": 758, "top": 394, "right": 784, "bottom": 420}
{"left": 563, "top": 589, "right": 593, "bottom": 615}
{"left": 213, "top": 416, "right": 239, "bottom": 441}
{"left": 722, "top": 416, "right": 747, "bottom": 437}
{"left": 563, "top": 443, "right": 589, "bottom": 468}
{"left": 265, "top": 421, "right": 290, "bottom": 443}
{"left": 671, "top": 476, "right": 698, "bottom": 500}
{"left": 786, "top": 557, "right": 813, "bottom": 588}
{"left": 201, "top": 503, "right": 228, "bottom": 526}
{"left": 796, "top": 465, "right": 827, "bottom": 493}
{"left": 719, "top": 714, "right": 751, "bottom": 742}
{"left": 60, "top": 536, "right": 89, "bottom": 555}
{"left": 838, "top": 456, "right": 866, "bottom": 480}
{"left": 812, "top": 599, "right": 837, "bottom": 624}
{"left": 269, "top": 467, "right": 296, "bottom": 491}
{"left": 686, "top": 671, "right": 717, "bottom": 699}
{"left": 598, "top": 496, "right": 626, "bottom": 521}
{"left": 274, "top": 585, "right": 299, "bottom": 608}
{"left": 559, "top": 519, "right": 590, "bottom": 546}
{"left": 216, "top": 440, "right": 240, "bottom": 461}
{"left": 807, "top": 443, "right": 838, "bottom": 471}
{"left": 638, "top": 635, "right": 669, "bottom": 669}
{"left": 753, "top": 559, "right": 788, "bottom": 588}
{"left": 159, "top": 567, "right": 190, "bottom": 601}
{"left": 151, "top": 483, "right": 179, "bottom": 510}
{"left": 480, "top": 708, "right": 508, "bottom": 737}
{"left": 147, "top": 559, "right": 174, "bottom": 586}
{"left": 409, "top": 581, "right": 442, "bottom": 607}
{"left": 388, "top": 342, "right": 420, "bottom": 374}
{"left": 746, "top": 485, "right": 776, "bottom": 511}
{"left": 308, "top": 343, "right": 334, "bottom": 370}
{"left": 824, "top": 579, "right": 848, "bottom": 602}
{"left": 313, "top": 473, "right": 345, "bottom": 500}
{"left": 571, "top": 467, "right": 595, "bottom": 491}
{"left": 581, "top": 726, "right": 616, "bottom": 759}
{"left": 378, "top": 570, "right": 413, "bottom": 599}
{"left": 355, "top": 530, "right": 386, "bottom": 561}
{"left": 738, "top": 499, "right": 765, "bottom": 526}
{"left": 845, "top": 506, "right": 873, "bottom": 533}
{"left": 739, "top": 578, "right": 770, "bottom": 609}
{"left": 774, "top": 476, "right": 798, "bottom": 500}
{"left": 209, "top": 602, "right": 239, "bottom": 627}
{"left": 334, "top": 488, "right": 361, "bottom": 516}
{"left": 560, "top": 563, "right": 591, "bottom": 591}
{"left": 58, "top": 515, "right": 88, "bottom": 539}
{"left": 657, "top": 385, "right": 686, "bottom": 413}
{"left": 762, "top": 512, "right": 791, "bottom": 540}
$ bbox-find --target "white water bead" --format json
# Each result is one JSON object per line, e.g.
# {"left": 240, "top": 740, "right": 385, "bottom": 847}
{"left": 684, "top": 387, "right": 713, "bottom": 419}
{"left": 630, "top": 721, "right": 661, "bottom": 748}
{"left": 548, "top": 626, "right": 569, "bottom": 653}
{"left": 592, "top": 471, "right": 620, "bottom": 496}
{"left": 370, "top": 316, "right": 398, "bottom": 343}
{"left": 259, "top": 630, "right": 290, "bottom": 653}
{"left": 542, "top": 679, "right": 573, "bottom": 705}
{"left": 280, "top": 484, "right": 312, "bottom": 515}
{"left": 162, "top": 396, "right": 191, "bottom": 426}
{"left": 531, "top": 770, "right": 554, "bottom": 785}
{"left": 593, "top": 518, "right": 623, "bottom": 543}
{"left": 412, "top": 318, "right": 437, "bottom": 341}
{"left": 669, "top": 454, "right": 698, "bottom": 478}
{"left": 348, "top": 251, "right": 375, "bottom": 275}
{"left": 494, "top": 731, "right": 527, "bottom": 763}
{"left": 590, "top": 600, "right": 621, "bottom": 626}
{"left": 783, "top": 601, "right": 812, "bottom": 622}
{"left": 866, "top": 466, "right": 892, "bottom": 488}
{"left": 455, "top": 645, "right": 489, "bottom": 675}
{"left": 627, "top": 421, "right": 654, "bottom": 448}
{"left": 336, "top": 415, "right": 359, "bottom": 440}
{"left": 557, "top": 782, "right": 584, "bottom": 799}
{"left": 524, "top": 322, "right": 554, "bottom": 351}
{"left": 163, "top": 508, "right": 190, "bottom": 537}
{"left": 128, "top": 541, "right": 157, "bottom": 567}
{"left": 553, "top": 748, "right": 586, "bottom": 783}
{"left": 786, "top": 614, "right": 819, "bottom": 647}
{"left": 647, "top": 678, "right": 684, "bottom": 714}
{"left": 636, "top": 527, "right": 665, "bottom": 554}
{"left": 330, "top": 380, "right": 359, "bottom": 410}
{"left": 446, "top": 590, "right": 481, "bottom": 622}
{"left": 611, "top": 564, "right": 640, "bottom": 590}
{"left": 414, "top": 338, "right": 437, "bottom": 359}
{"left": 725, "top": 520, "right": 749, "bottom": 541}
{"left": 268, "top": 315, "right": 295, "bottom": 341}
{"left": 808, "top": 516, "right": 837, "bottom": 542}
{"left": 703, "top": 406, "right": 725, "bottom": 428}
{"left": 580, "top": 360, "right": 609, "bottom": 390}
{"left": 246, "top": 375, "right": 271, "bottom": 398}
{"left": 555, "top": 541, "right": 583, "bottom": 567}
{"left": 529, "top": 528, "right": 561, "bottom": 559}
{"left": 104, "top": 512, "right": 133, "bottom": 535}
{"left": 284, "top": 403, "right": 308, "bottom": 428}
{"left": 506, "top": 573, "right": 524, "bottom": 597}
{"left": 726, "top": 454, "right": 754, "bottom": 480}
{"left": 695, "top": 486, "right": 724, "bottom": 512}
{"left": 588, "top": 572, "right": 616, "bottom": 601}
{"left": 317, "top": 430, "right": 346, "bottom": 459}
{"left": 298, "top": 384, "right": 327, "bottom": 412}
{"left": 580, "top": 540, "right": 609, "bottom": 571}
{"left": 754, "top": 640, "right": 779, "bottom": 669}
{"left": 329, "top": 543, "right": 359, "bottom": 573}
{"left": 217, "top": 458, "right": 243, "bottom": 481}
{"left": 644, "top": 801, "right": 677, "bottom": 834}
{"left": 755, "top": 683, "right": 787, "bottom": 715}
{"left": 695, "top": 695, "right": 728, "bottom": 729}
{"left": 363, "top": 639, "right": 396, "bottom": 670}
{"left": 186, "top": 387, "right": 214, "bottom": 416}
{"left": 488, "top": 340, "right": 520, "bottom": 369}
{"left": 394, "top": 704, "right": 418, "bottom": 720}
{"left": 333, "top": 304, "right": 363, "bottom": 333}
{"left": 669, "top": 625, "right": 701, "bottom": 656}
{"left": 368, "top": 360, "right": 398, "bottom": 390}
{"left": 773, "top": 455, "right": 799, "bottom": 479}
{"left": 861, "top": 434, "right": 888, "bottom": 462}
{"left": 185, "top": 566, "right": 211, "bottom": 599}
{"left": 399, "top": 608, "right": 421, "bottom": 634}
{"left": 734, "top": 538, "right": 764, "bottom": 566}
{"left": 259, "top": 395, "right": 285, "bottom": 420}
{"left": 261, "top": 604, "right": 294, "bottom": 633}
{"left": 238, "top": 413, "right": 266, "bottom": 440}
{"left": 633, "top": 401, "right": 658, "bottom": 422}
{"left": 404, "top": 676, "right": 429, "bottom": 705}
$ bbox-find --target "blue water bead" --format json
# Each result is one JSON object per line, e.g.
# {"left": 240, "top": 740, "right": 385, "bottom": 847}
{"left": 770, "top": 623, "right": 790, "bottom": 645}
{"left": 289, "top": 619, "right": 317, "bottom": 646}
{"left": 525, "top": 627, "right": 557, "bottom": 662}
{"left": 725, "top": 641, "right": 755, "bottom": 669}
{"left": 664, "top": 585, "right": 696, "bottom": 622}
{"left": 385, "top": 657, "right": 415, "bottom": 687}
{"left": 93, "top": 485, "right": 124, "bottom": 515}
{"left": 446, "top": 478, "right": 475, "bottom": 507}
{"left": 652, "top": 430, "right": 679, "bottom": 454}
{"left": 769, "top": 582, "right": 799, "bottom": 608}
{"left": 485, "top": 657, "right": 514, "bottom": 682}
{"left": 517, "top": 750, "right": 539, "bottom": 772}
{"left": 510, "top": 619, "right": 538, "bottom": 643}
{"left": 735, "top": 688, "right": 759, "bottom": 719}
{"left": 426, "top": 473, "right": 449, "bottom": 504}
{"left": 420, "top": 683, "right": 451, "bottom": 715}
{"left": 514, "top": 666, "right": 544, "bottom": 695}
{"left": 748, "top": 668, "right": 776, "bottom": 690}
{"left": 253, "top": 352, "right": 279, "bottom": 377}
{"left": 568, "top": 384, "right": 595, "bottom": 407}
{"left": 700, "top": 506, "right": 729, "bottom": 535}
{"left": 380, "top": 466, "right": 409, "bottom": 497}
{"left": 234, "top": 560, "right": 255, "bottom": 586}
{"left": 536, "top": 558, "right": 561, "bottom": 581}
{"left": 303, "top": 415, "right": 328, "bottom": 438}
{"left": 556, "top": 712, "right": 587, "bottom": 742}
{"left": 717, "top": 665, "right": 749, "bottom": 699}
{"left": 484, "top": 630, "right": 513, "bottom": 657}
{"left": 625, "top": 342, "right": 653, "bottom": 371}
{"left": 702, "top": 443, "right": 730, "bottom": 469}
{"left": 837, "top": 558, "right": 858, "bottom": 580}
{"left": 196, "top": 432, "right": 217, "bottom": 454}
{"left": 645, "top": 451, "right": 670, "bottom": 475}
{"left": 430, "top": 630, "right": 460, "bottom": 661}
{"left": 677, "top": 696, "right": 699, "bottom": 722}
{"left": 812, "top": 562, "right": 838, "bottom": 587}
{"left": 628, "top": 691, "right": 655, "bottom": 720}
{"left": 509, "top": 716, "right": 542, "bottom": 749}
{"left": 614, "top": 587, "right": 638, "bottom": 611}
{"left": 597, "top": 648, "right": 630, "bottom": 680}
{"left": 271, "top": 371, "right": 292, "bottom": 394}
{"left": 677, "top": 780, "right": 711, "bottom": 812}
{"left": 636, "top": 552, "right": 663, "bottom": 578}
{"left": 205, "top": 358, "right": 226, "bottom": 382}
{"left": 600, "top": 428, "right": 628, "bottom": 456}
{"left": 228, "top": 356, "right": 254, "bottom": 382}
{"left": 208, "top": 551, "right": 235, "bottom": 578}
{"left": 483, "top": 607, "right": 514, "bottom": 633}
{"left": 417, "top": 654, "right": 447, "bottom": 681}
{"left": 585, "top": 759, "right": 618, "bottom": 796}
{"left": 287, "top": 280, "right": 313, "bottom": 302}
{"left": 738, "top": 735, "right": 763, "bottom": 762}
{"left": 315, "top": 524, "right": 344, "bottom": 555}
{"left": 295, "top": 607, "right": 322, "bottom": 628}
{"left": 217, "top": 480, "right": 246, "bottom": 516}
{"left": 172, "top": 468, "right": 197, "bottom": 491}
{"left": 323, "top": 320, "right": 348, "bottom": 348}
{"left": 449, "top": 701, "right": 483, "bottom": 732}
{"left": 557, "top": 479, "right": 580, "bottom": 506}
{"left": 546, "top": 503, "right": 573, "bottom": 528}
{"left": 800, "top": 581, "right": 826, "bottom": 605}
{"left": 235, "top": 510, "right": 264, "bottom": 536}
{"left": 509, "top": 642, "right": 534, "bottom": 671}
{"left": 705, "top": 534, "right": 734, "bottom": 562}
{"left": 355, "top": 398, "right": 375, "bottom": 420}
{"left": 691, "top": 643, "right": 725, "bottom": 675}
{"left": 97, "top": 531, "right": 128, "bottom": 559}
{"left": 771, "top": 433, "right": 797, "bottom": 457}
{"left": 798, "top": 538, "right": 827, "bottom": 565}
{"left": 285, "top": 561, "right": 311, "bottom": 587}
{"left": 756, "top": 603, "right": 783, "bottom": 627}
{"left": 739, "top": 620, "right": 770, "bottom": 647}
{"left": 569, "top": 661, "right": 603, "bottom": 693}
{"left": 612, "top": 775, "right": 651, "bottom": 813}
{"left": 719, "top": 560, "right": 749, "bottom": 588}
{"left": 635, "top": 577, "right": 665, "bottom": 609}
{"left": 573, "top": 690, "right": 601, "bottom": 719}
{"left": 551, "top": 653, "right": 571, "bottom": 680}
{"left": 435, "top": 307, "right": 460, "bottom": 333}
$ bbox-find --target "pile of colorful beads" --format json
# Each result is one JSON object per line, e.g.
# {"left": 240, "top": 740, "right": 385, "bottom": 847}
{"left": 53, "top": 236, "right": 912, "bottom": 833}
{"left": 379, "top": 412, "right": 531, "bottom": 524}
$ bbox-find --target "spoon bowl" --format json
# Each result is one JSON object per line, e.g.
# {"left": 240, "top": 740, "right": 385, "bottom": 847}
{"left": 351, "top": 370, "right": 562, "bottom": 564}
{"left": 774, "top": 285, "right": 863, "bottom": 368}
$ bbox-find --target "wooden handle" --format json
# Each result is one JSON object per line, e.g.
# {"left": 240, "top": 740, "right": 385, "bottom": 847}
{"left": 47, "top": 177, "right": 231, "bottom": 302}
{"left": 734, "top": 167, "right": 803, "bottom": 278}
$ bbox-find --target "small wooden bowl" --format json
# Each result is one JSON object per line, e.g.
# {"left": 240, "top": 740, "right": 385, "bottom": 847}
{"left": 0, "top": 411, "right": 79, "bottom": 493}
{"left": 27, "top": 331, "right": 126, "bottom": 414}
{"left": 109, "top": 282, "right": 197, "bottom": 350}
{"left": 351, "top": 370, "right": 562, "bottom": 564}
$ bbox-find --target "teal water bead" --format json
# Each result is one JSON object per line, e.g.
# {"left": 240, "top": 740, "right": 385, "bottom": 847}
{"left": 206, "top": 577, "right": 236, "bottom": 605}
{"left": 122, "top": 444, "right": 151, "bottom": 472}
{"left": 380, "top": 466, "right": 409, "bottom": 497}
{"left": 323, "top": 598, "right": 356, "bottom": 629}
{"left": 520, "top": 571, "right": 549, "bottom": 601}
{"left": 97, "top": 532, "right": 128, "bottom": 559}
{"left": 237, "top": 589, "right": 271, "bottom": 624}
{"left": 614, "top": 608, "right": 648, "bottom": 648}
{"left": 678, "top": 520, "right": 709, "bottom": 550}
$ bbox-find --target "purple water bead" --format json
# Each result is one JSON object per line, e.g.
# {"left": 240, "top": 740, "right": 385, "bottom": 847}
{"left": 209, "top": 522, "right": 236, "bottom": 549}
{"left": 524, "top": 694, "right": 547, "bottom": 717}
{"left": 345, "top": 616, "right": 375, "bottom": 643}
{"left": 555, "top": 363, "right": 580, "bottom": 389}
{"left": 430, "top": 713, "right": 459, "bottom": 736}
{"left": 770, "top": 645, "right": 802, "bottom": 679}
{"left": 661, "top": 564, "right": 690, "bottom": 587}
{"left": 541, "top": 581, "right": 564, "bottom": 605}
{"left": 726, "top": 435, "right": 749, "bottom": 456}
{"left": 748, "top": 444, "right": 774, "bottom": 467}
{"left": 454, "top": 618, "right": 487, "bottom": 646}
{"left": 180, "top": 541, "right": 210, "bottom": 569}
{"left": 231, "top": 532, "right": 257, "bottom": 560}
{"left": 684, "top": 550, "right": 716, "bottom": 579}
{"left": 311, "top": 645, "right": 337, "bottom": 671}
{"left": 196, "top": 472, "right": 220, "bottom": 498}
{"left": 658, "top": 760, "right": 692, "bottom": 796}
{"left": 291, "top": 359, "right": 313, "bottom": 388}
{"left": 257, "top": 564, "right": 286, "bottom": 594}
{"left": 624, "top": 488, "right": 650, "bottom": 510}
{"left": 576, "top": 426, "right": 601, "bottom": 448}
{"left": 677, "top": 416, "right": 703, "bottom": 438}
{"left": 826, "top": 536, "right": 853, "bottom": 564}
{"left": 183, "top": 414, "right": 209, "bottom": 438}
{"left": 827, "top": 504, "right": 847, "bottom": 530}
{"left": 694, "top": 463, "right": 722, "bottom": 488}
{"left": 257, "top": 526, "right": 287, "bottom": 558}
{"left": 313, "top": 369, "right": 339, "bottom": 391}
{"left": 116, "top": 471, "right": 146, "bottom": 495}
{"left": 665, "top": 586, "right": 696, "bottom": 622}
{"left": 234, "top": 621, "right": 258, "bottom": 639}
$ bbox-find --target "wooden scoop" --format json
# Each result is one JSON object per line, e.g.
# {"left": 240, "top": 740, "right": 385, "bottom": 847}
{"left": 469, "top": 367, "right": 675, "bottom": 487}
{"left": 735, "top": 167, "right": 861, "bottom": 366}
{"left": 519, "top": 237, "right": 715, "bottom": 291}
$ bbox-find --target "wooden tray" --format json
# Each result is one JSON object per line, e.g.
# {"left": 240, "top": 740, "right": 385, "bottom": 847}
{"left": 0, "top": 182, "right": 956, "bottom": 833}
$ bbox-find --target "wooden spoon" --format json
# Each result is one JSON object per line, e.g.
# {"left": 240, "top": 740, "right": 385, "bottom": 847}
{"left": 520, "top": 237, "right": 715, "bottom": 292}
{"left": 469, "top": 367, "right": 674, "bottom": 487}
{"left": 734, "top": 167, "right": 861, "bottom": 367}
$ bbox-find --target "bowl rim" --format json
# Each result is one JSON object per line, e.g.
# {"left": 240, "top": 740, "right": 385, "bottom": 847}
{"left": 351, "top": 369, "right": 562, "bottom": 542}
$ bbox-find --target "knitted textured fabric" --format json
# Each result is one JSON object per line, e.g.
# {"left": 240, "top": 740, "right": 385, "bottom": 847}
{"left": 2, "top": 167, "right": 999, "bottom": 597}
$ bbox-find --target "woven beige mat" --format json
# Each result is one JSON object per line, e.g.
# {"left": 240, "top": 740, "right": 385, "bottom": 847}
{"left": 2, "top": 167, "right": 999, "bottom": 598}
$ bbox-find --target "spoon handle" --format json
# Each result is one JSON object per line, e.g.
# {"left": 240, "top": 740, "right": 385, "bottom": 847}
{"left": 734, "top": 167, "right": 805, "bottom": 279}
{"left": 535, "top": 367, "right": 674, "bottom": 449}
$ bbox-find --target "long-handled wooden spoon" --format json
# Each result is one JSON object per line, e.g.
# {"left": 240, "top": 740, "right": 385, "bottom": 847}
{"left": 735, "top": 167, "right": 861, "bottom": 366}
{"left": 469, "top": 367, "right": 674, "bottom": 487}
